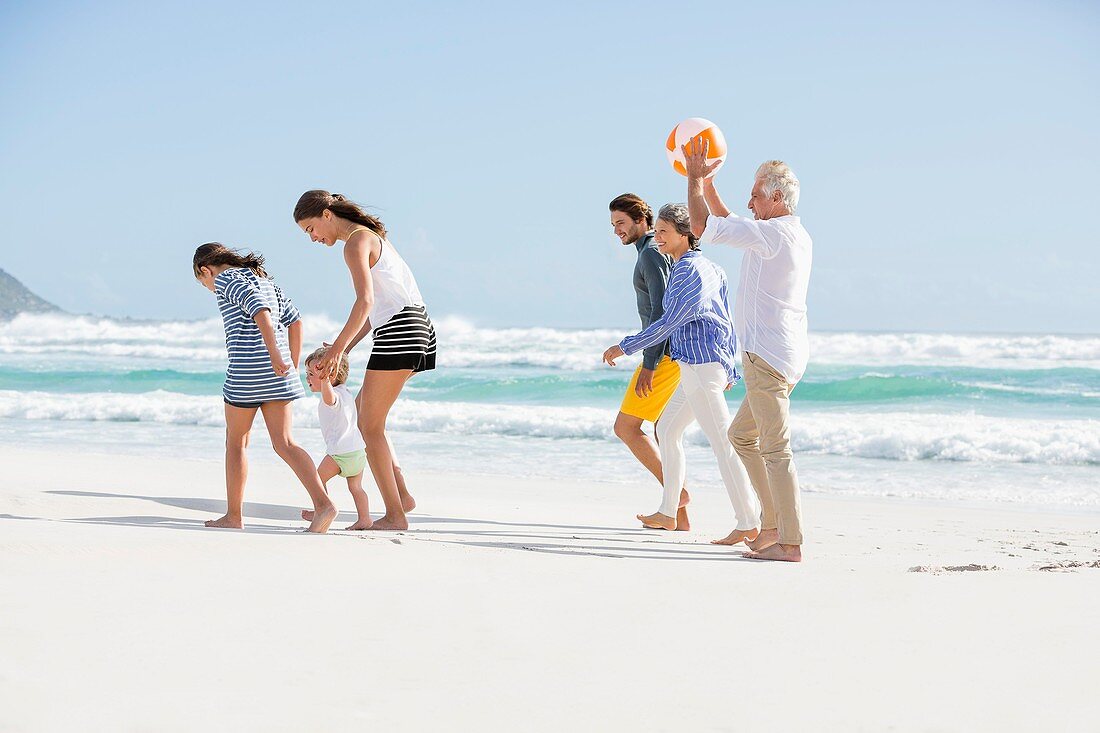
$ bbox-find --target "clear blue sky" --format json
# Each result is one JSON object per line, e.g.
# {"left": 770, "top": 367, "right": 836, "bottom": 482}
{"left": 1, "top": 0, "right": 1097, "bottom": 332}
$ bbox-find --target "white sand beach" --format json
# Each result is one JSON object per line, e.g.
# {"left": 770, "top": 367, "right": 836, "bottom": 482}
{"left": 2, "top": 446, "right": 1098, "bottom": 732}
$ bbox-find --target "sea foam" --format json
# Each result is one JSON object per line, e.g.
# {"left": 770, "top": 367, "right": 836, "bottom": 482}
{"left": 4, "top": 313, "right": 1099, "bottom": 371}
{"left": 3, "top": 389, "right": 1096, "bottom": 466}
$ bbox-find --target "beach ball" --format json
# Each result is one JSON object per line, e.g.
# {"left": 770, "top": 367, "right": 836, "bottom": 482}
{"left": 666, "top": 117, "right": 727, "bottom": 177}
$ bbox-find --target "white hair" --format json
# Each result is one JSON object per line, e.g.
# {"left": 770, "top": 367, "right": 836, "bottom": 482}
{"left": 756, "top": 160, "right": 800, "bottom": 214}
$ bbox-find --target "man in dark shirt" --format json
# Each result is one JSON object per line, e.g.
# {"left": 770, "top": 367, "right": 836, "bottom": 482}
{"left": 609, "top": 193, "right": 690, "bottom": 529}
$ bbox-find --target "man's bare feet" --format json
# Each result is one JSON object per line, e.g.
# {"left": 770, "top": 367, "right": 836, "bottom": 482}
{"left": 743, "top": 543, "right": 802, "bottom": 562}
{"left": 204, "top": 514, "right": 243, "bottom": 529}
{"left": 306, "top": 503, "right": 338, "bottom": 534}
{"left": 637, "top": 511, "right": 677, "bottom": 530}
{"left": 366, "top": 514, "right": 408, "bottom": 531}
{"left": 746, "top": 527, "right": 779, "bottom": 552}
{"left": 711, "top": 527, "right": 760, "bottom": 546}
{"left": 675, "top": 489, "right": 691, "bottom": 531}
{"left": 345, "top": 518, "right": 374, "bottom": 531}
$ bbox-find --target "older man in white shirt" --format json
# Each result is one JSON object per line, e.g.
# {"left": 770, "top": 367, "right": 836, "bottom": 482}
{"left": 684, "top": 139, "right": 812, "bottom": 562}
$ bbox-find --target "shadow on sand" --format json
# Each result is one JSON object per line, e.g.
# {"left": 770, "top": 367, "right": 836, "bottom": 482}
{"left": 8, "top": 490, "right": 754, "bottom": 561}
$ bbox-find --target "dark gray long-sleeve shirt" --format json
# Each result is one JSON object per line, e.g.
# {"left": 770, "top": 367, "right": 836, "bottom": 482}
{"left": 632, "top": 232, "right": 673, "bottom": 370}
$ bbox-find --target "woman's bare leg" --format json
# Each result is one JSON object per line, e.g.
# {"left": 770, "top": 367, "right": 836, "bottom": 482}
{"left": 206, "top": 403, "right": 258, "bottom": 529}
{"left": 357, "top": 375, "right": 417, "bottom": 513}
{"left": 260, "top": 401, "right": 337, "bottom": 533}
{"left": 357, "top": 369, "right": 414, "bottom": 530}
{"left": 387, "top": 434, "right": 416, "bottom": 512}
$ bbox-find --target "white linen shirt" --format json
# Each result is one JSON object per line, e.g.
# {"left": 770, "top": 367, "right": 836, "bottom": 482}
{"left": 700, "top": 213, "right": 812, "bottom": 384}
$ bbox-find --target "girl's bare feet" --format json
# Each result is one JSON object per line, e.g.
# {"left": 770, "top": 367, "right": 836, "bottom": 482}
{"left": 366, "top": 514, "right": 408, "bottom": 531}
{"left": 711, "top": 527, "right": 760, "bottom": 546}
{"left": 204, "top": 514, "right": 243, "bottom": 529}
{"left": 345, "top": 518, "right": 374, "bottom": 531}
{"left": 637, "top": 511, "right": 677, "bottom": 530}
{"left": 301, "top": 509, "right": 315, "bottom": 521}
{"left": 306, "top": 503, "right": 338, "bottom": 533}
{"left": 401, "top": 494, "right": 416, "bottom": 512}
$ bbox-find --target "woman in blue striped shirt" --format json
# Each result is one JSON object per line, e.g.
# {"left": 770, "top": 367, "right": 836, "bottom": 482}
{"left": 194, "top": 243, "right": 338, "bottom": 533}
{"left": 603, "top": 205, "right": 761, "bottom": 544}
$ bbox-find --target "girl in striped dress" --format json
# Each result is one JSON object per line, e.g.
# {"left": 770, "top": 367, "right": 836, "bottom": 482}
{"left": 603, "top": 205, "right": 761, "bottom": 545}
{"left": 193, "top": 243, "right": 338, "bottom": 533}
{"left": 294, "top": 191, "right": 436, "bottom": 531}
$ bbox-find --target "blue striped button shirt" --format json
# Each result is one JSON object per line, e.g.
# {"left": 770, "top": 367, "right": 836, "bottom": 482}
{"left": 214, "top": 268, "right": 306, "bottom": 404}
{"left": 619, "top": 250, "right": 739, "bottom": 385}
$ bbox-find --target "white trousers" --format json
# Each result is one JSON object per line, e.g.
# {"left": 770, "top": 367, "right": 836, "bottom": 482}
{"left": 656, "top": 361, "right": 761, "bottom": 531}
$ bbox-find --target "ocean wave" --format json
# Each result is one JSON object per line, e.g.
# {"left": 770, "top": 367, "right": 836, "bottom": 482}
{"left": 809, "top": 331, "right": 1100, "bottom": 368}
{"left": 5, "top": 312, "right": 1098, "bottom": 370}
{"left": 3, "top": 364, "right": 1095, "bottom": 410}
{"left": 2, "top": 390, "right": 1097, "bottom": 466}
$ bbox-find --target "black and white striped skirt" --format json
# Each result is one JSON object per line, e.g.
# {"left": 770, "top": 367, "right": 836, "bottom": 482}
{"left": 367, "top": 305, "right": 437, "bottom": 373}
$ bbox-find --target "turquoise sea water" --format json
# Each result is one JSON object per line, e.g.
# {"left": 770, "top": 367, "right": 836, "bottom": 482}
{"left": 2, "top": 312, "right": 1098, "bottom": 509}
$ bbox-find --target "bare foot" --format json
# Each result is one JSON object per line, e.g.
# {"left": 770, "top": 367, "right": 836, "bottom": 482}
{"left": 711, "top": 527, "right": 760, "bottom": 546}
{"left": 345, "top": 518, "right": 374, "bottom": 531}
{"left": 301, "top": 509, "right": 315, "bottom": 521}
{"left": 204, "top": 514, "right": 242, "bottom": 529}
{"left": 637, "top": 511, "right": 677, "bottom": 530}
{"left": 366, "top": 514, "right": 408, "bottom": 531}
{"left": 674, "top": 489, "right": 691, "bottom": 531}
{"left": 401, "top": 494, "right": 416, "bottom": 512}
{"left": 743, "top": 543, "right": 802, "bottom": 562}
{"left": 747, "top": 527, "right": 779, "bottom": 552}
{"left": 306, "top": 503, "right": 338, "bottom": 534}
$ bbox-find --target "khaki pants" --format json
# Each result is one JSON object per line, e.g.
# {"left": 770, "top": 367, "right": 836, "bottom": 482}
{"left": 728, "top": 352, "right": 804, "bottom": 545}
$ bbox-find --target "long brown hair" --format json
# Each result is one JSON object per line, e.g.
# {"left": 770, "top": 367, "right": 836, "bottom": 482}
{"left": 293, "top": 190, "right": 387, "bottom": 238}
{"left": 192, "top": 242, "right": 269, "bottom": 279}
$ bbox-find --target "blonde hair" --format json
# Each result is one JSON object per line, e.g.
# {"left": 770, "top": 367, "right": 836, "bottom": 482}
{"left": 755, "top": 160, "right": 800, "bottom": 213}
{"left": 304, "top": 346, "right": 350, "bottom": 386}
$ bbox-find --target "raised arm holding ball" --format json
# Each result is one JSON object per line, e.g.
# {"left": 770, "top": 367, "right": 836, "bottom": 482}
{"left": 683, "top": 137, "right": 814, "bottom": 563}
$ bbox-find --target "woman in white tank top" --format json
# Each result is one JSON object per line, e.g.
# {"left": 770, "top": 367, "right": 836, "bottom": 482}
{"left": 294, "top": 190, "right": 436, "bottom": 531}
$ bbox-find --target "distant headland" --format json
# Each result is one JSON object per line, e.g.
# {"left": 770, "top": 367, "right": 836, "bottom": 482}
{"left": 0, "top": 267, "right": 60, "bottom": 320}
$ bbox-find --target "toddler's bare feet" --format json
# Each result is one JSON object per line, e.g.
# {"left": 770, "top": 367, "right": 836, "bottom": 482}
{"left": 636, "top": 511, "right": 677, "bottom": 530}
{"left": 711, "top": 527, "right": 760, "bottom": 546}
{"left": 204, "top": 514, "right": 242, "bottom": 529}
{"left": 306, "top": 503, "right": 338, "bottom": 534}
{"left": 367, "top": 514, "right": 408, "bottom": 531}
{"left": 345, "top": 518, "right": 374, "bottom": 531}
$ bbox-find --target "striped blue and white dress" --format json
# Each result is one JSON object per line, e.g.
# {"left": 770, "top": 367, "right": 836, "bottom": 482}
{"left": 619, "top": 250, "right": 739, "bottom": 385}
{"left": 214, "top": 268, "right": 305, "bottom": 406}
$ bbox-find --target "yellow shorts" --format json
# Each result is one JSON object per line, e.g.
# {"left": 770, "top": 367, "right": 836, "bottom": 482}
{"left": 619, "top": 355, "right": 681, "bottom": 423}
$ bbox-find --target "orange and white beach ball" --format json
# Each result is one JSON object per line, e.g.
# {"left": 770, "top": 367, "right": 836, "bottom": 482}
{"left": 665, "top": 117, "right": 727, "bottom": 177}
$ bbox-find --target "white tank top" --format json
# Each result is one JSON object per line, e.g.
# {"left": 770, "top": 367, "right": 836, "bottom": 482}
{"left": 370, "top": 239, "right": 424, "bottom": 329}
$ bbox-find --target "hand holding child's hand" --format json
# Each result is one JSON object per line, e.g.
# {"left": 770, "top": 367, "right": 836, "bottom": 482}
{"left": 316, "top": 347, "right": 344, "bottom": 381}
